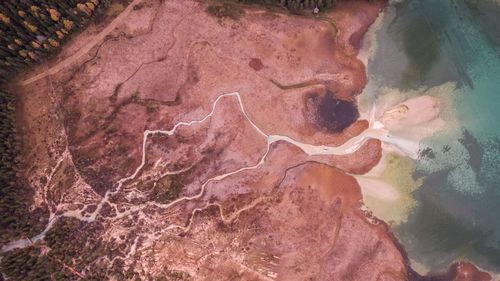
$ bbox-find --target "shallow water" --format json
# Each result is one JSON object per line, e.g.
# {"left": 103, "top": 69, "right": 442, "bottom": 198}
{"left": 361, "top": 0, "right": 500, "bottom": 274}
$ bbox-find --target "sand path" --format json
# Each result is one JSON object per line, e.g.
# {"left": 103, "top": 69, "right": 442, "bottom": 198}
{"left": 20, "top": 0, "right": 144, "bottom": 86}
{"left": 1, "top": 90, "right": 398, "bottom": 252}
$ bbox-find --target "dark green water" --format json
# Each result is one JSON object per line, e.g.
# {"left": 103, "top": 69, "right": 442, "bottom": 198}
{"left": 366, "top": 0, "right": 500, "bottom": 273}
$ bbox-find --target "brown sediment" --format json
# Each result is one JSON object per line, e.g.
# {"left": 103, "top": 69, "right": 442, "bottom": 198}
{"left": 444, "top": 262, "right": 492, "bottom": 281}
{"left": 4, "top": 0, "right": 492, "bottom": 280}
{"left": 248, "top": 58, "right": 264, "bottom": 71}
{"left": 269, "top": 77, "right": 322, "bottom": 90}
{"left": 408, "top": 261, "right": 493, "bottom": 281}
{"left": 9, "top": 0, "right": 389, "bottom": 200}
{"left": 157, "top": 147, "right": 409, "bottom": 280}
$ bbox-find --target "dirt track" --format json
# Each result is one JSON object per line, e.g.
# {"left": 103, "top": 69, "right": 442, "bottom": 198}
{"left": 20, "top": 0, "right": 145, "bottom": 86}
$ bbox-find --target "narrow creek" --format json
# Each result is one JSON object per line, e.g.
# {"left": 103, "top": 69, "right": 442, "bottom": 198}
{"left": 1, "top": 89, "right": 429, "bottom": 253}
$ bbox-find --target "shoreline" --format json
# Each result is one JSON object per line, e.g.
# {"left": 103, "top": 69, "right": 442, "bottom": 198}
{"left": 2, "top": 0, "right": 497, "bottom": 279}
{"left": 354, "top": 1, "right": 498, "bottom": 278}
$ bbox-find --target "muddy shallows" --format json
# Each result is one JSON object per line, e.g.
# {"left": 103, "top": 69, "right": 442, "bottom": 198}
{"left": 304, "top": 90, "right": 359, "bottom": 133}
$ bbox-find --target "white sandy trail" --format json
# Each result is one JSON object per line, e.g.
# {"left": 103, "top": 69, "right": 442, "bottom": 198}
{"left": 165, "top": 198, "right": 267, "bottom": 233}
{"left": 1, "top": 91, "right": 412, "bottom": 253}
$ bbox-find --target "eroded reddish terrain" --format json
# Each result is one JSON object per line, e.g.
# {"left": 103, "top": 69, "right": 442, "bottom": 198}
{"left": 1, "top": 0, "right": 493, "bottom": 280}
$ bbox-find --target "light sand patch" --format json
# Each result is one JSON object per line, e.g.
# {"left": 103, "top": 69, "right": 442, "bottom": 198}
{"left": 357, "top": 177, "right": 399, "bottom": 201}
{"left": 410, "top": 259, "right": 430, "bottom": 275}
{"left": 380, "top": 95, "right": 442, "bottom": 131}
{"left": 374, "top": 82, "right": 456, "bottom": 121}
{"left": 360, "top": 82, "right": 457, "bottom": 158}
{"left": 358, "top": 6, "right": 385, "bottom": 66}
{"left": 357, "top": 152, "right": 422, "bottom": 225}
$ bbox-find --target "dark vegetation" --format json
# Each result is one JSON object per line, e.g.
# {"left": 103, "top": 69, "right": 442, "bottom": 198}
{"left": 0, "top": 0, "right": 114, "bottom": 239}
{"left": 0, "top": 217, "right": 137, "bottom": 280}
{"left": 0, "top": 0, "right": 111, "bottom": 84}
{"left": 401, "top": 20, "right": 440, "bottom": 85}
{"left": 0, "top": 0, "right": 114, "bottom": 275}
{"left": 278, "top": 0, "right": 338, "bottom": 10}
{"left": 238, "top": 0, "right": 338, "bottom": 10}
{"left": 464, "top": 0, "right": 479, "bottom": 10}
{"left": 459, "top": 129, "right": 483, "bottom": 173}
{"left": 207, "top": 0, "right": 370, "bottom": 19}
{"left": 0, "top": 246, "right": 77, "bottom": 281}
{"left": 206, "top": 2, "right": 246, "bottom": 19}
{"left": 405, "top": 134, "right": 500, "bottom": 272}
{"left": 150, "top": 173, "right": 187, "bottom": 204}
{"left": 155, "top": 269, "right": 191, "bottom": 281}
{"left": 0, "top": 91, "right": 49, "bottom": 244}
{"left": 315, "top": 90, "right": 359, "bottom": 133}
{"left": 419, "top": 147, "right": 436, "bottom": 159}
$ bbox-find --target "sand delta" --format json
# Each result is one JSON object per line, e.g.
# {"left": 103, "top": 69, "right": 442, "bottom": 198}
{"left": 1, "top": 0, "right": 494, "bottom": 280}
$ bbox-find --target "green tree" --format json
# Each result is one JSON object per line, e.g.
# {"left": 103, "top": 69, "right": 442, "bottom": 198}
{"left": 0, "top": 0, "right": 111, "bottom": 83}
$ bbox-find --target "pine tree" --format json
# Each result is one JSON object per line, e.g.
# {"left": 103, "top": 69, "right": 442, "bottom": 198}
{"left": 0, "top": 0, "right": 110, "bottom": 83}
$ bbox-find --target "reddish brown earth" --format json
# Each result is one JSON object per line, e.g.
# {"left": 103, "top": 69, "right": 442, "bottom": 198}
{"left": 411, "top": 262, "right": 493, "bottom": 281}
{"left": 1, "top": 0, "right": 495, "bottom": 280}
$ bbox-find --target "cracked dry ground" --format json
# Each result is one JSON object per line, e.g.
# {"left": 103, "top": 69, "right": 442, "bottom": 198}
{"left": 1, "top": 0, "right": 492, "bottom": 280}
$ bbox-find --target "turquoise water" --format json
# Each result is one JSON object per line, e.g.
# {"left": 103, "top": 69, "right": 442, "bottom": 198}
{"left": 366, "top": 0, "right": 500, "bottom": 273}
